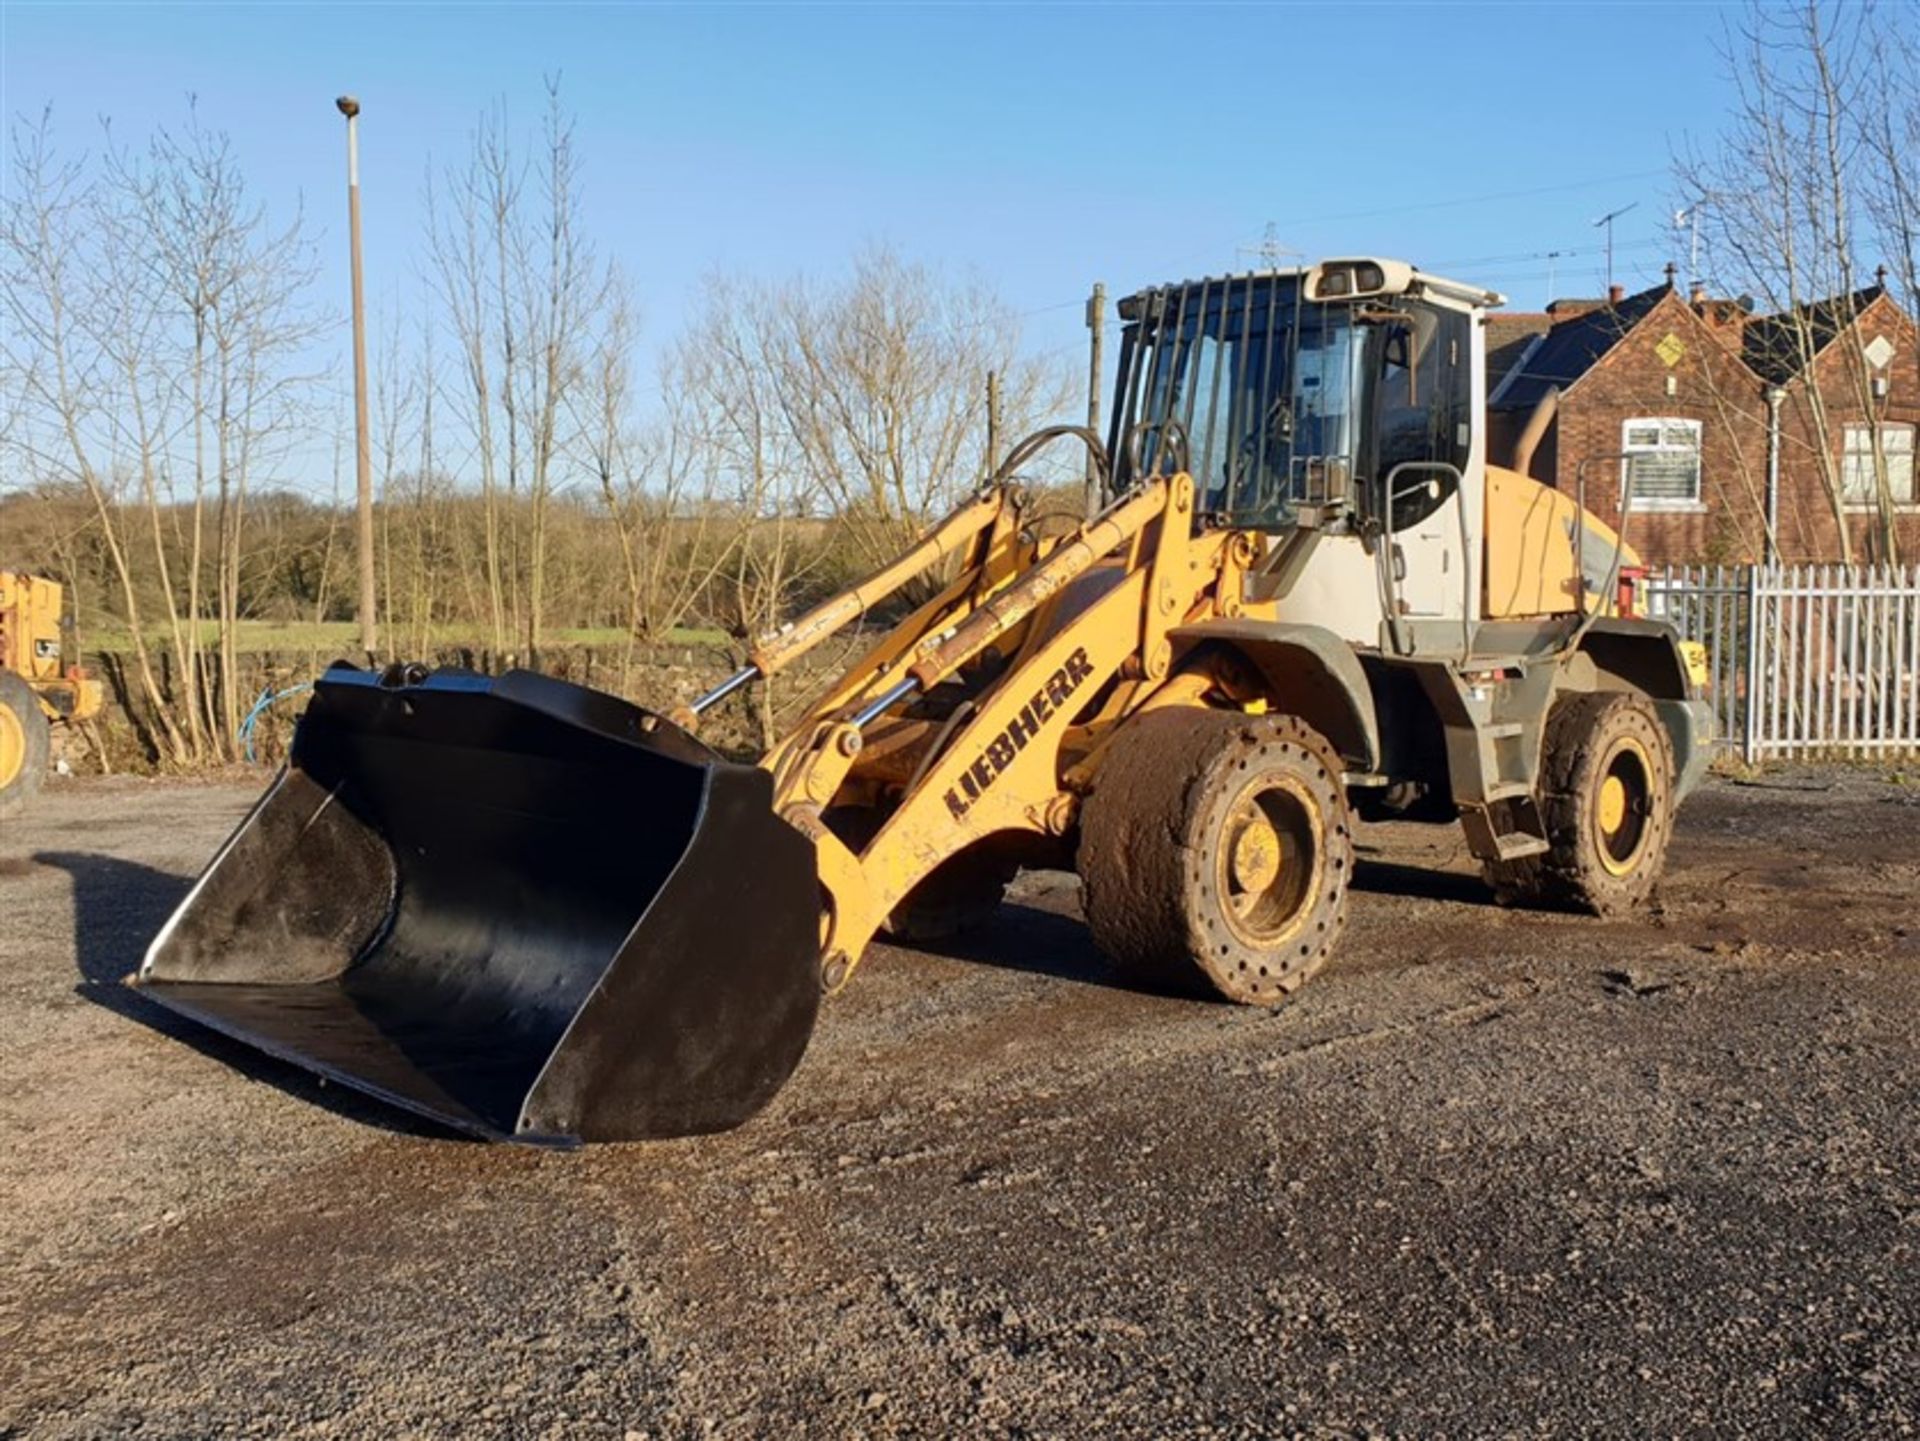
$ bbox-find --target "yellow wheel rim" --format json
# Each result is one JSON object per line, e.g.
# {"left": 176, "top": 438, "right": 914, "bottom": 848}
{"left": 1215, "top": 776, "right": 1323, "bottom": 949}
{"left": 1229, "top": 816, "right": 1282, "bottom": 894}
{"left": 0, "top": 702, "right": 24, "bottom": 791}
{"left": 1598, "top": 774, "right": 1629, "bottom": 834}
{"left": 1594, "top": 737, "right": 1654, "bottom": 878}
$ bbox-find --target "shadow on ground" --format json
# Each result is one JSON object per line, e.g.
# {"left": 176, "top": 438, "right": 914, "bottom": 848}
{"left": 917, "top": 860, "right": 1501, "bottom": 996}
{"left": 37, "top": 850, "right": 458, "bottom": 1141}
{"left": 911, "top": 899, "right": 1190, "bottom": 1000}
{"left": 1350, "top": 855, "right": 1501, "bottom": 908}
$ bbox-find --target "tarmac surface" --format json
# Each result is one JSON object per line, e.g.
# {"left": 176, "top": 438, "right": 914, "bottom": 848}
{"left": 1, "top": 769, "right": 1916, "bottom": 1438}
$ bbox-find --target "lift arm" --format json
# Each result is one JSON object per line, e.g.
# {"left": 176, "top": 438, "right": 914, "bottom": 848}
{"left": 775, "top": 473, "right": 1236, "bottom": 989}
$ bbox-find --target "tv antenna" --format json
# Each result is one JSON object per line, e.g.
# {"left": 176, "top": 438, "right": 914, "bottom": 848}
{"left": 1238, "top": 222, "right": 1302, "bottom": 270}
{"left": 1592, "top": 202, "right": 1639, "bottom": 294}
{"left": 1543, "top": 249, "right": 1570, "bottom": 308}
{"left": 1672, "top": 203, "right": 1703, "bottom": 283}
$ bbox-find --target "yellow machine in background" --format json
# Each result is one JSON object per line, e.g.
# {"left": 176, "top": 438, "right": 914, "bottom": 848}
{"left": 0, "top": 572, "right": 103, "bottom": 818}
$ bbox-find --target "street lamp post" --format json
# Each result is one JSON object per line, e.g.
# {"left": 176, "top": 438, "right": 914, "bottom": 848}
{"left": 337, "top": 94, "right": 377, "bottom": 658}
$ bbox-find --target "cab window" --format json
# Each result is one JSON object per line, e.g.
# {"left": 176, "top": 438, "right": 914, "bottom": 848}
{"left": 1372, "top": 304, "right": 1470, "bottom": 531}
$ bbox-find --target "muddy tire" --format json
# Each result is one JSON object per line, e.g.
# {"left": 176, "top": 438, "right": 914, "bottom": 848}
{"left": 1078, "top": 708, "right": 1352, "bottom": 1006}
{"left": 884, "top": 850, "right": 1017, "bottom": 942}
{"left": 1483, "top": 691, "right": 1675, "bottom": 916}
{"left": 0, "top": 669, "right": 51, "bottom": 821}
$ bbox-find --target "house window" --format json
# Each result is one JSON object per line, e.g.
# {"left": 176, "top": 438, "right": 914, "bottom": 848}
{"left": 1841, "top": 423, "right": 1916, "bottom": 507}
{"left": 1621, "top": 418, "right": 1703, "bottom": 509}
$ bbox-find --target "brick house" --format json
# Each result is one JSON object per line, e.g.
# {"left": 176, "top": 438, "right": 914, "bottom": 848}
{"left": 1485, "top": 271, "right": 1920, "bottom": 565}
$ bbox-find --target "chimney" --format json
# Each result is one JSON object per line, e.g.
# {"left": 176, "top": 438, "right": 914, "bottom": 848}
{"left": 1608, "top": 284, "right": 1625, "bottom": 305}
{"left": 1690, "top": 282, "right": 1708, "bottom": 306}
{"left": 1548, "top": 297, "right": 1606, "bottom": 319}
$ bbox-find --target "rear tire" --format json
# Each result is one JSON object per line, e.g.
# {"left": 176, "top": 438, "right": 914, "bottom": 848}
{"left": 1483, "top": 691, "right": 1675, "bottom": 915}
{"left": 1078, "top": 708, "right": 1352, "bottom": 1006}
{"left": 0, "top": 670, "right": 51, "bottom": 820}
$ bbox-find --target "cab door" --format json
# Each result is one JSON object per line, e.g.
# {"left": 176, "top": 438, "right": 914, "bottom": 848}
{"left": 1370, "top": 304, "right": 1476, "bottom": 642}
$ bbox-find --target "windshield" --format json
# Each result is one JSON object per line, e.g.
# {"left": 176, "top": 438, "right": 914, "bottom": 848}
{"left": 1113, "top": 275, "right": 1365, "bottom": 529}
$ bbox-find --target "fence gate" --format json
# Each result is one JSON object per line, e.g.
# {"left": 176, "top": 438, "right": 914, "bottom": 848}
{"left": 1644, "top": 564, "right": 1750, "bottom": 754}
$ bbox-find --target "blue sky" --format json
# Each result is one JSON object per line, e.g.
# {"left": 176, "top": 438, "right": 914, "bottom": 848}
{"left": 5, "top": 1, "right": 1737, "bottom": 425}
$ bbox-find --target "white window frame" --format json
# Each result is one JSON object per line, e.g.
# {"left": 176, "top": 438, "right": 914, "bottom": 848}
{"left": 1841, "top": 422, "right": 1917, "bottom": 509}
{"left": 1620, "top": 417, "right": 1705, "bottom": 512}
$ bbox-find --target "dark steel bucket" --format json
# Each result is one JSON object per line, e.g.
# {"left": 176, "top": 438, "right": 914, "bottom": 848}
{"left": 137, "top": 665, "right": 821, "bottom": 1145}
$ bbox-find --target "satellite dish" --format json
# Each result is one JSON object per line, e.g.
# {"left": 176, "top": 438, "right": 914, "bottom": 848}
{"left": 1737, "top": 294, "right": 1757, "bottom": 314}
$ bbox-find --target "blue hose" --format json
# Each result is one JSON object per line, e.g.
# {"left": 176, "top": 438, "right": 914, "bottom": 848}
{"left": 240, "top": 681, "right": 314, "bottom": 764}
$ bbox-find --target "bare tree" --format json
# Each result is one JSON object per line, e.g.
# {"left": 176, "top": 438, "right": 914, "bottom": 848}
{"left": 424, "top": 81, "right": 611, "bottom": 660}
{"left": 517, "top": 80, "right": 608, "bottom": 658}
{"left": 426, "top": 110, "right": 514, "bottom": 653}
{"left": 1677, "top": 0, "right": 1918, "bottom": 561}
{"left": 5, "top": 102, "right": 322, "bottom": 763}
{"left": 672, "top": 273, "right": 830, "bottom": 745}
{"left": 580, "top": 275, "right": 736, "bottom": 690}
{"left": 93, "top": 103, "right": 324, "bottom": 756}
{"left": 1, "top": 110, "right": 186, "bottom": 763}
{"left": 371, "top": 299, "right": 418, "bottom": 649}
{"left": 748, "top": 248, "right": 1071, "bottom": 567}
{"left": 1862, "top": 20, "right": 1920, "bottom": 316}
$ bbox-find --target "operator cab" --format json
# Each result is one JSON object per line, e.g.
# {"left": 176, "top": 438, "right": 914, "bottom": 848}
{"left": 1110, "top": 260, "right": 1497, "bottom": 541}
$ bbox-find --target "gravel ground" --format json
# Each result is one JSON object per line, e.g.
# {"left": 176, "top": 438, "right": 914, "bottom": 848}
{"left": 1, "top": 769, "right": 1916, "bottom": 1438}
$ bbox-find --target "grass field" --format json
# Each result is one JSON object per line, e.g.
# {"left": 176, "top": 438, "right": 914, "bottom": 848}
{"left": 82, "top": 620, "right": 730, "bottom": 655}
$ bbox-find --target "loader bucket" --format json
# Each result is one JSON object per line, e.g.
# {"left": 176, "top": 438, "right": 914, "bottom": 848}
{"left": 136, "top": 665, "right": 821, "bottom": 1145}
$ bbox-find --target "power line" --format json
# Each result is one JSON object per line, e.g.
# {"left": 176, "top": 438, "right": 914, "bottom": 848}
{"left": 987, "top": 230, "right": 1677, "bottom": 330}
{"left": 1281, "top": 169, "right": 1667, "bottom": 226}
{"left": 1426, "top": 236, "right": 1667, "bottom": 271}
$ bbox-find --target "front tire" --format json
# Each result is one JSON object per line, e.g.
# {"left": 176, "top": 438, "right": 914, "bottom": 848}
{"left": 1484, "top": 691, "right": 1675, "bottom": 915}
{"left": 1078, "top": 708, "right": 1352, "bottom": 1005}
{"left": 0, "top": 670, "right": 52, "bottom": 820}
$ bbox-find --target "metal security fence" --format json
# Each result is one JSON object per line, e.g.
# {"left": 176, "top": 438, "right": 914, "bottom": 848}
{"left": 1746, "top": 564, "right": 1920, "bottom": 760}
{"left": 1647, "top": 563, "right": 1920, "bottom": 762}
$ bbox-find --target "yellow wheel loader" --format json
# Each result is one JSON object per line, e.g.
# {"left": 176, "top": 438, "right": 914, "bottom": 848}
{"left": 0, "top": 572, "right": 103, "bottom": 819}
{"left": 139, "top": 259, "right": 1713, "bottom": 1144}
